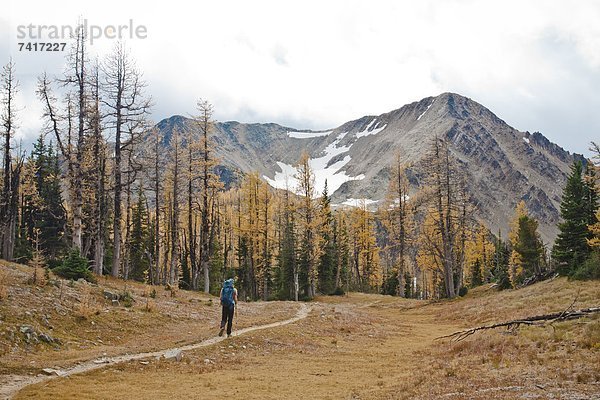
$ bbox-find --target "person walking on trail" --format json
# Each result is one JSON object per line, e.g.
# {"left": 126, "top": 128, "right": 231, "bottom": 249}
{"left": 219, "top": 278, "right": 238, "bottom": 338}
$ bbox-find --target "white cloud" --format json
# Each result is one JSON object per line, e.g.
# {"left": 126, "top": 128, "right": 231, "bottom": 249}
{"left": 2, "top": 0, "right": 600, "bottom": 156}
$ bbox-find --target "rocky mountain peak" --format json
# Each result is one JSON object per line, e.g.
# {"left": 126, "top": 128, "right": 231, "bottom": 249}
{"left": 154, "top": 94, "right": 582, "bottom": 243}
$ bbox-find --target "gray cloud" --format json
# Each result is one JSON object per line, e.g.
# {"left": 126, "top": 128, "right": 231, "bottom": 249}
{"left": 2, "top": 0, "right": 599, "bottom": 157}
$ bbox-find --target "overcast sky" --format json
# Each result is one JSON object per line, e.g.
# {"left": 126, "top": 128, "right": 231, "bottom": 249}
{"left": 2, "top": 0, "right": 599, "bottom": 156}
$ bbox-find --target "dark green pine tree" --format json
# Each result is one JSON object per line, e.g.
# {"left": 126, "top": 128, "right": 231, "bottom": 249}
{"left": 39, "top": 140, "right": 68, "bottom": 261}
{"left": 470, "top": 259, "right": 483, "bottom": 287}
{"left": 129, "top": 187, "right": 150, "bottom": 282}
{"left": 277, "top": 194, "right": 296, "bottom": 300}
{"left": 492, "top": 231, "right": 511, "bottom": 290}
{"left": 552, "top": 161, "right": 591, "bottom": 275}
{"left": 318, "top": 180, "right": 336, "bottom": 294}
{"left": 236, "top": 236, "right": 252, "bottom": 300}
{"left": 382, "top": 270, "right": 398, "bottom": 295}
{"left": 403, "top": 271, "right": 412, "bottom": 298}
{"left": 16, "top": 135, "right": 67, "bottom": 264}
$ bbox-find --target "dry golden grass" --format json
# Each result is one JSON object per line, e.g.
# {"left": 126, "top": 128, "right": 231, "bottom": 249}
{"left": 435, "top": 278, "right": 600, "bottom": 325}
{"left": 5, "top": 263, "right": 599, "bottom": 400}
{"left": 0, "top": 260, "right": 300, "bottom": 378}
{"left": 0, "top": 268, "right": 8, "bottom": 301}
{"left": 74, "top": 285, "right": 101, "bottom": 320}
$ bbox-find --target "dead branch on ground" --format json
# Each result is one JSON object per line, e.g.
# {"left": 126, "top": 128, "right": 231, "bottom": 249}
{"left": 436, "top": 307, "right": 600, "bottom": 342}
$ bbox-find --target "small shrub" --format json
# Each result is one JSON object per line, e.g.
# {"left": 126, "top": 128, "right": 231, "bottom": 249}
{"left": 142, "top": 286, "right": 157, "bottom": 299}
{"left": 144, "top": 298, "right": 155, "bottom": 312}
{"left": 164, "top": 284, "right": 177, "bottom": 298}
{"left": 75, "top": 286, "right": 100, "bottom": 320}
{"left": 28, "top": 251, "right": 47, "bottom": 286}
{"left": 53, "top": 249, "right": 96, "bottom": 283}
{"left": 47, "top": 258, "right": 62, "bottom": 270}
{"left": 119, "top": 291, "right": 134, "bottom": 308}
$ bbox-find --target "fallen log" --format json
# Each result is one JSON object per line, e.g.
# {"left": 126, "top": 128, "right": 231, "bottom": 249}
{"left": 436, "top": 307, "right": 600, "bottom": 342}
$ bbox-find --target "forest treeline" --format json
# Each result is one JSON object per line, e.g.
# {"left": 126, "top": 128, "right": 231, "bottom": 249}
{"left": 1, "top": 31, "right": 599, "bottom": 300}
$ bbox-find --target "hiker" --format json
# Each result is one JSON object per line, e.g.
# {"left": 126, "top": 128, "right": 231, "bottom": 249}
{"left": 219, "top": 278, "right": 238, "bottom": 337}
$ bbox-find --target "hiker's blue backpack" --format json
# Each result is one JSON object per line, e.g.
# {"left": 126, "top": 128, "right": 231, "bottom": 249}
{"left": 221, "top": 279, "right": 235, "bottom": 307}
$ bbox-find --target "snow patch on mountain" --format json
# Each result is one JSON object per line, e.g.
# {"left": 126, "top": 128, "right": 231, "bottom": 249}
{"left": 355, "top": 119, "right": 387, "bottom": 138}
{"left": 264, "top": 131, "right": 365, "bottom": 194}
{"left": 385, "top": 196, "right": 410, "bottom": 210}
{"left": 523, "top": 136, "right": 530, "bottom": 144}
{"left": 341, "top": 198, "right": 379, "bottom": 207}
{"left": 417, "top": 99, "right": 435, "bottom": 121}
{"left": 287, "top": 130, "right": 332, "bottom": 139}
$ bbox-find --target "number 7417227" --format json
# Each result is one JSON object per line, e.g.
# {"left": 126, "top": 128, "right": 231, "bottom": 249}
{"left": 18, "top": 42, "right": 67, "bottom": 51}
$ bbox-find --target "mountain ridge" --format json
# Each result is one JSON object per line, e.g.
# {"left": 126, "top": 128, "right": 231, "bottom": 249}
{"left": 154, "top": 92, "right": 584, "bottom": 243}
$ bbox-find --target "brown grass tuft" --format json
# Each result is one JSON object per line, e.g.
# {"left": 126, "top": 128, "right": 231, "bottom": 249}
{"left": 143, "top": 297, "right": 156, "bottom": 312}
{"left": 0, "top": 268, "right": 8, "bottom": 300}
{"left": 75, "top": 286, "right": 100, "bottom": 320}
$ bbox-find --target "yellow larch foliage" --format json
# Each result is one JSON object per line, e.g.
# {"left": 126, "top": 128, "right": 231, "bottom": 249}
{"left": 588, "top": 209, "right": 600, "bottom": 249}
{"left": 464, "top": 223, "right": 495, "bottom": 284}
{"left": 508, "top": 201, "right": 528, "bottom": 286}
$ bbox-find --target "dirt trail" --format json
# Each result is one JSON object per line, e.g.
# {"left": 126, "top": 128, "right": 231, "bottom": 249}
{"left": 1, "top": 303, "right": 311, "bottom": 399}
{"left": 17, "top": 296, "right": 456, "bottom": 400}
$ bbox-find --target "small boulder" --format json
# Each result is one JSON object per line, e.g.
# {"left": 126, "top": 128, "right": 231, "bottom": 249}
{"left": 163, "top": 349, "right": 183, "bottom": 362}
{"left": 42, "top": 368, "right": 62, "bottom": 376}
{"left": 41, "top": 316, "right": 53, "bottom": 329}
{"left": 20, "top": 325, "right": 34, "bottom": 334}
{"left": 25, "top": 332, "right": 39, "bottom": 344}
{"left": 103, "top": 290, "right": 119, "bottom": 301}
{"left": 39, "top": 333, "right": 54, "bottom": 344}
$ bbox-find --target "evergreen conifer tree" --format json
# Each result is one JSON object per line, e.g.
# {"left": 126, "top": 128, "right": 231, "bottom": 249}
{"left": 552, "top": 161, "right": 591, "bottom": 275}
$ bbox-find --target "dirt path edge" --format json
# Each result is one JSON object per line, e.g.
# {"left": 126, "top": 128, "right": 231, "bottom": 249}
{"left": 1, "top": 303, "right": 311, "bottom": 399}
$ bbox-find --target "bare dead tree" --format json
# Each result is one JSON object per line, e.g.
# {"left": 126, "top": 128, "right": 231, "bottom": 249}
{"left": 146, "top": 127, "right": 163, "bottom": 285}
{"left": 59, "top": 24, "right": 88, "bottom": 251}
{"left": 88, "top": 61, "right": 107, "bottom": 275}
{"left": 194, "top": 99, "right": 219, "bottom": 293}
{"left": 101, "top": 42, "right": 151, "bottom": 278}
{"left": 0, "top": 59, "right": 19, "bottom": 260}
{"left": 36, "top": 25, "right": 88, "bottom": 253}
{"left": 184, "top": 119, "right": 201, "bottom": 289}
{"left": 169, "top": 128, "right": 182, "bottom": 286}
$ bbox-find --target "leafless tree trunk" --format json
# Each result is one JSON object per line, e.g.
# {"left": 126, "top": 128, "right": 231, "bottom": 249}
{"left": 196, "top": 100, "right": 215, "bottom": 293}
{"left": 36, "top": 26, "right": 88, "bottom": 253}
{"left": 142, "top": 128, "right": 163, "bottom": 285}
{"left": 102, "top": 42, "right": 151, "bottom": 278}
{"left": 186, "top": 126, "right": 198, "bottom": 289}
{"left": 0, "top": 59, "right": 19, "bottom": 260}
{"left": 71, "top": 28, "right": 86, "bottom": 251}
{"left": 169, "top": 129, "right": 181, "bottom": 286}
{"left": 90, "top": 62, "right": 106, "bottom": 275}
